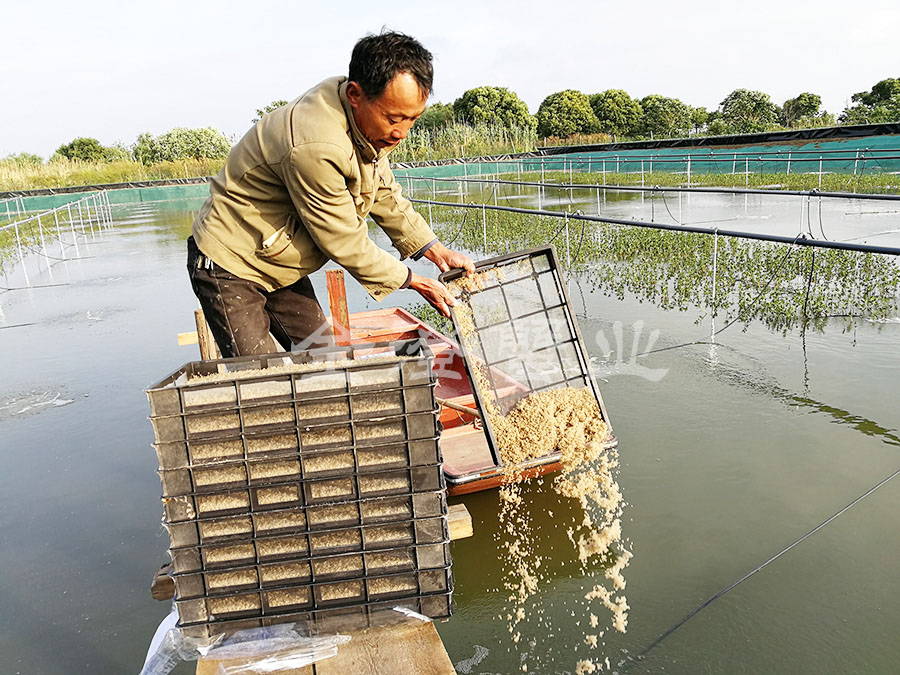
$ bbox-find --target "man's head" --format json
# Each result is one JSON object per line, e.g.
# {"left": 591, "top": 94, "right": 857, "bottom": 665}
{"left": 346, "top": 31, "right": 433, "bottom": 152}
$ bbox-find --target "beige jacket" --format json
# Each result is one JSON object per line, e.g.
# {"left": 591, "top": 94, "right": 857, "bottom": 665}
{"left": 192, "top": 76, "right": 437, "bottom": 301}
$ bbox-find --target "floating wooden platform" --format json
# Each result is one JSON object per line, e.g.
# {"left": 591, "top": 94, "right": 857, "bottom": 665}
{"left": 196, "top": 619, "right": 456, "bottom": 674}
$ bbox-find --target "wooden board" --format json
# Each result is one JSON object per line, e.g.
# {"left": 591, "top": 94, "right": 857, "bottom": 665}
{"left": 196, "top": 618, "right": 454, "bottom": 674}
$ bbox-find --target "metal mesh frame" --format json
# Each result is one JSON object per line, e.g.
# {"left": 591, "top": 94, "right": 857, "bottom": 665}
{"left": 440, "top": 245, "right": 612, "bottom": 466}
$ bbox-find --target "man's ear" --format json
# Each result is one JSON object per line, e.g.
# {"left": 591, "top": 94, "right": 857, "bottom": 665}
{"left": 345, "top": 81, "right": 364, "bottom": 109}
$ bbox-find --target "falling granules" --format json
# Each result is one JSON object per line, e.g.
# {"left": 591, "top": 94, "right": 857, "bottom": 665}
{"left": 449, "top": 269, "right": 631, "bottom": 672}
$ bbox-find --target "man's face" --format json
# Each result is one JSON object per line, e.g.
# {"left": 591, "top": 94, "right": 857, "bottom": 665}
{"left": 346, "top": 72, "right": 428, "bottom": 152}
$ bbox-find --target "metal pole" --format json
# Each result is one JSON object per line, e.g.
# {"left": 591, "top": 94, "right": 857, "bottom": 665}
{"left": 565, "top": 212, "right": 570, "bottom": 267}
{"left": 54, "top": 210, "right": 66, "bottom": 260}
{"left": 819, "top": 156, "right": 823, "bottom": 189}
{"left": 786, "top": 152, "right": 792, "bottom": 175}
{"left": 687, "top": 156, "right": 691, "bottom": 187}
{"left": 853, "top": 150, "right": 859, "bottom": 176}
{"left": 37, "top": 214, "right": 48, "bottom": 264}
{"left": 602, "top": 159, "right": 606, "bottom": 184}
{"left": 482, "top": 203, "right": 487, "bottom": 250}
{"left": 76, "top": 201, "right": 87, "bottom": 237}
{"left": 641, "top": 160, "right": 645, "bottom": 187}
{"left": 427, "top": 200, "right": 432, "bottom": 227}
{"left": 745, "top": 158, "right": 749, "bottom": 187}
{"left": 732, "top": 153, "right": 736, "bottom": 174}
{"left": 67, "top": 203, "right": 80, "bottom": 255}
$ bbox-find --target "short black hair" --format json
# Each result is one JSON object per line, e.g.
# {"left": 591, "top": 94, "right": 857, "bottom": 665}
{"left": 349, "top": 31, "right": 433, "bottom": 100}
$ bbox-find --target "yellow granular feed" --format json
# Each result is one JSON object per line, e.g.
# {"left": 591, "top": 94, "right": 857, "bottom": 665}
{"left": 361, "top": 500, "right": 410, "bottom": 520}
{"left": 196, "top": 492, "right": 249, "bottom": 514}
{"left": 194, "top": 465, "right": 246, "bottom": 487}
{"left": 265, "top": 588, "right": 310, "bottom": 608}
{"left": 204, "top": 544, "right": 254, "bottom": 564}
{"left": 359, "top": 475, "right": 409, "bottom": 494}
{"left": 254, "top": 510, "right": 306, "bottom": 532}
{"left": 207, "top": 568, "right": 258, "bottom": 590}
{"left": 257, "top": 536, "right": 308, "bottom": 557}
{"left": 308, "top": 504, "right": 359, "bottom": 527}
{"left": 256, "top": 485, "right": 300, "bottom": 505}
{"left": 303, "top": 452, "right": 354, "bottom": 474}
{"left": 260, "top": 562, "right": 310, "bottom": 583}
{"left": 319, "top": 580, "right": 363, "bottom": 602}
{"left": 309, "top": 478, "right": 353, "bottom": 500}
{"left": 313, "top": 555, "right": 363, "bottom": 577}
{"left": 248, "top": 460, "right": 300, "bottom": 480}
{"left": 450, "top": 269, "right": 631, "bottom": 671}
{"left": 368, "top": 576, "right": 416, "bottom": 596}
{"left": 184, "top": 412, "right": 240, "bottom": 434}
{"left": 310, "top": 530, "right": 361, "bottom": 552}
{"left": 367, "top": 550, "right": 413, "bottom": 570}
{"left": 199, "top": 517, "right": 252, "bottom": 539}
{"left": 208, "top": 594, "right": 260, "bottom": 615}
{"left": 246, "top": 433, "right": 297, "bottom": 454}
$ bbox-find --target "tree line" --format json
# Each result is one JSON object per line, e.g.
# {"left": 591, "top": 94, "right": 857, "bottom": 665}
{"left": 419, "top": 77, "right": 900, "bottom": 139}
{"left": 4, "top": 77, "right": 897, "bottom": 167}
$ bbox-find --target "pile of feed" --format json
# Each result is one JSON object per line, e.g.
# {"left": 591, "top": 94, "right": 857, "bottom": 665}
{"left": 450, "top": 269, "right": 631, "bottom": 673}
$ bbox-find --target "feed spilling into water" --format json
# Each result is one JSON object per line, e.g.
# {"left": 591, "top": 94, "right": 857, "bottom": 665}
{"left": 450, "top": 268, "right": 631, "bottom": 671}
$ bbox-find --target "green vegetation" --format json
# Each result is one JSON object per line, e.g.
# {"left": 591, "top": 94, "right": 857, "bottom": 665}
{"left": 840, "top": 78, "right": 900, "bottom": 124}
{"left": 536, "top": 90, "right": 599, "bottom": 138}
{"left": 415, "top": 102, "right": 455, "bottom": 130}
{"left": 421, "top": 204, "right": 900, "bottom": 333}
{"left": 253, "top": 100, "right": 289, "bottom": 124}
{"left": 518, "top": 169, "right": 900, "bottom": 195}
{"left": 133, "top": 128, "right": 231, "bottom": 165}
{"left": 589, "top": 90, "right": 643, "bottom": 138}
{"left": 639, "top": 95, "right": 692, "bottom": 138}
{"left": 0, "top": 157, "right": 224, "bottom": 192}
{"left": 390, "top": 122, "right": 537, "bottom": 163}
{"left": 452, "top": 86, "right": 535, "bottom": 130}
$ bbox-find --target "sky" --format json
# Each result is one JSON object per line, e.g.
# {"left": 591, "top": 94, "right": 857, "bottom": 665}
{"left": 2, "top": 0, "right": 898, "bottom": 158}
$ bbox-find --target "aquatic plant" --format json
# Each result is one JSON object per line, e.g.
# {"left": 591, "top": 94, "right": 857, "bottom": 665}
{"left": 420, "top": 205, "right": 900, "bottom": 333}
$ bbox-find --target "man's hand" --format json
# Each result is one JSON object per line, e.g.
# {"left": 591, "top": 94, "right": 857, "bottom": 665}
{"left": 423, "top": 241, "right": 475, "bottom": 275}
{"left": 409, "top": 273, "right": 457, "bottom": 318}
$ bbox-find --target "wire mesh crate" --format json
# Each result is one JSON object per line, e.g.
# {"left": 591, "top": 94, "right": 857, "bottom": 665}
{"left": 172, "top": 541, "right": 452, "bottom": 600}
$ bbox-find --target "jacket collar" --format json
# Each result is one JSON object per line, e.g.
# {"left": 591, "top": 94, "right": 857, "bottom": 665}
{"left": 338, "top": 78, "right": 390, "bottom": 164}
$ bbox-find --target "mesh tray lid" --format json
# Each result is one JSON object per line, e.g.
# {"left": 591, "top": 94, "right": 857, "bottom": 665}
{"left": 439, "top": 245, "right": 612, "bottom": 466}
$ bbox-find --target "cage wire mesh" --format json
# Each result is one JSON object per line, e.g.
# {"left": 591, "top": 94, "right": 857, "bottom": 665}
{"left": 440, "top": 245, "right": 612, "bottom": 466}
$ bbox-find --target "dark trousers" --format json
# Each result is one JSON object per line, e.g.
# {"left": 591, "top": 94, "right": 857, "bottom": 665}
{"left": 187, "top": 236, "right": 333, "bottom": 358}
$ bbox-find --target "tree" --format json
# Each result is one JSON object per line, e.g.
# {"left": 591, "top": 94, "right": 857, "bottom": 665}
{"left": 588, "top": 89, "right": 642, "bottom": 137}
{"left": 639, "top": 95, "right": 691, "bottom": 138}
{"left": 840, "top": 94, "right": 900, "bottom": 125}
{"left": 840, "top": 78, "right": 900, "bottom": 124}
{"left": 718, "top": 89, "right": 778, "bottom": 133}
{"left": 452, "top": 86, "right": 535, "bottom": 129}
{"left": 781, "top": 92, "right": 834, "bottom": 128}
{"left": 253, "top": 100, "right": 289, "bottom": 124}
{"left": 535, "top": 90, "right": 599, "bottom": 138}
{"left": 415, "top": 102, "right": 455, "bottom": 130}
{"left": 850, "top": 78, "right": 900, "bottom": 106}
{"left": 132, "top": 128, "right": 231, "bottom": 165}
{"left": 691, "top": 106, "right": 709, "bottom": 134}
{"left": 54, "top": 137, "right": 107, "bottom": 162}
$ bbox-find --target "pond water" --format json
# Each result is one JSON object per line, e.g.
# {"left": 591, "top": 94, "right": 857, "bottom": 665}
{"left": 0, "top": 197, "right": 898, "bottom": 674}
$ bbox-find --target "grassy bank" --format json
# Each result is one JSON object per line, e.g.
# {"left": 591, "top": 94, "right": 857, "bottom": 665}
{"left": 0, "top": 157, "right": 224, "bottom": 192}
{"left": 517, "top": 170, "right": 900, "bottom": 194}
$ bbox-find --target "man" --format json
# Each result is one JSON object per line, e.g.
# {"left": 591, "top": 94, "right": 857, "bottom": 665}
{"left": 187, "top": 31, "right": 473, "bottom": 357}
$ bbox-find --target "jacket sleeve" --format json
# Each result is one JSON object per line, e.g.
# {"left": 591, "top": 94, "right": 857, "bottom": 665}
{"left": 283, "top": 142, "right": 409, "bottom": 302}
{"left": 369, "top": 159, "right": 439, "bottom": 259}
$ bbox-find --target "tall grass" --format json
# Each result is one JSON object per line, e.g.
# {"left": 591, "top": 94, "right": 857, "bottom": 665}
{"left": 0, "top": 157, "right": 224, "bottom": 192}
{"left": 391, "top": 122, "right": 538, "bottom": 163}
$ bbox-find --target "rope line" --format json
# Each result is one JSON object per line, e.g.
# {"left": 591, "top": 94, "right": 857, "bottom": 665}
{"left": 630, "top": 462, "right": 900, "bottom": 664}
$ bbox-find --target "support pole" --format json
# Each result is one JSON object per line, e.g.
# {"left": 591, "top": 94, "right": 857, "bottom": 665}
{"left": 326, "top": 269, "right": 351, "bottom": 346}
